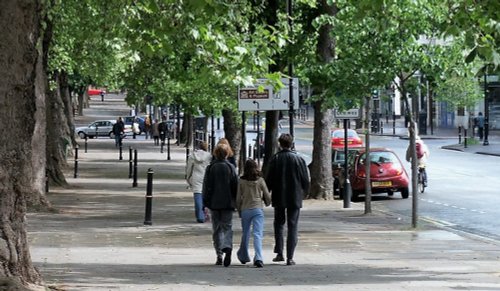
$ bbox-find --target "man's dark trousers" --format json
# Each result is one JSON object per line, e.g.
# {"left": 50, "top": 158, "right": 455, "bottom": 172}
{"left": 273, "top": 207, "right": 300, "bottom": 260}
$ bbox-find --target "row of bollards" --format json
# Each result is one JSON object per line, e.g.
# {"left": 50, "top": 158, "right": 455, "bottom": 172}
{"left": 73, "top": 141, "right": 156, "bottom": 226}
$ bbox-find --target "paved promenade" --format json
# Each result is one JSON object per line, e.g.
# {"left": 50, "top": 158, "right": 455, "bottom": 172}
{"left": 27, "top": 95, "right": 500, "bottom": 290}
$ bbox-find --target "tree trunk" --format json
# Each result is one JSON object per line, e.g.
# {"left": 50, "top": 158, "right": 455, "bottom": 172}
{"left": 222, "top": 108, "right": 241, "bottom": 170}
{"left": 308, "top": 102, "right": 334, "bottom": 199}
{"left": 46, "top": 71, "right": 72, "bottom": 187}
{"left": 307, "top": 0, "right": 337, "bottom": 200}
{"left": 262, "top": 110, "right": 280, "bottom": 170}
{"left": 0, "top": 0, "right": 43, "bottom": 286}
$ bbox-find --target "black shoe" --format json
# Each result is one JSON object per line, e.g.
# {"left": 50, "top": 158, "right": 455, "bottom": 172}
{"left": 222, "top": 248, "right": 232, "bottom": 267}
{"left": 254, "top": 260, "right": 264, "bottom": 268}
{"left": 286, "top": 259, "right": 296, "bottom": 266}
{"left": 272, "top": 254, "right": 284, "bottom": 262}
{"left": 215, "top": 256, "right": 223, "bottom": 266}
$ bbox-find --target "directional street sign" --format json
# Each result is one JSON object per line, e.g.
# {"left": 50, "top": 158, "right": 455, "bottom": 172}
{"left": 238, "top": 78, "right": 299, "bottom": 111}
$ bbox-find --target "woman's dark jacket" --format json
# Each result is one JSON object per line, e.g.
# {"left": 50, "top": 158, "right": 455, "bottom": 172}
{"left": 265, "top": 149, "right": 310, "bottom": 209}
{"left": 202, "top": 159, "right": 239, "bottom": 210}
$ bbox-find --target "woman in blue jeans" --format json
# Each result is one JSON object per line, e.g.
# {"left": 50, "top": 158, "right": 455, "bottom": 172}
{"left": 236, "top": 159, "right": 271, "bottom": 268}
{"left": 186, "top": 142, "right": 212, "bottom": 222}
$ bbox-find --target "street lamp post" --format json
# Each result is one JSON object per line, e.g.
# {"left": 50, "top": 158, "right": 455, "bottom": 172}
{"left": 484, "top": 74, "right": 490, "bottom": 145}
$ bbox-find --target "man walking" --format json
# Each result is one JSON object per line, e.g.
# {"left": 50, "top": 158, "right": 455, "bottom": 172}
{"left": 265, "top": 133, "right": 310, "bottom": 266}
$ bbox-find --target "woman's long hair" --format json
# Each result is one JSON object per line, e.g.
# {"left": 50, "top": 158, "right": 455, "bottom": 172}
{"left": 241, "top": 159, "right": 260, "bottom": 181}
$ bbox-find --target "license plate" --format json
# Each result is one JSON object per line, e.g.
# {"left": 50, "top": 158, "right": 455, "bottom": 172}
{"left": 372, "top": 181, "right": 392, "bottom": 187}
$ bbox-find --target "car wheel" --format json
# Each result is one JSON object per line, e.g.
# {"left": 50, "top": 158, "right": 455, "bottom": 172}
{"left": 387, "top": 190, "right": 394, "bottom": 196}
{"left": 78, "top": 132, "right": 86, "bottom": 139}
{"left": 401, "top": 188, "right": 409, "bottom": 199}
{"left": 109, "top": 132, "right": 115, "bottom": 139}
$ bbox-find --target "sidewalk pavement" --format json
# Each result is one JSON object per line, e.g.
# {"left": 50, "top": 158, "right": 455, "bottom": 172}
{"left": 28, "top": 96, "right": 500, "bottom": 290}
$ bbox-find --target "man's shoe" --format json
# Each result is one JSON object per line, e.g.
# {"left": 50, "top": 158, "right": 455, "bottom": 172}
{"left": 286, "top": 259, "right": 296, "bottom": 266}
{"left": 272, "top": 254, "right": 284, "bottom": 262}
{"left": 254, "top": 260, "right": 264, "bottom": 268}
{"left": 222, "top": 248, "right": 232, "bottom": 267}
{"left": 215, "top": 256, "right": 223, "bottom": 266}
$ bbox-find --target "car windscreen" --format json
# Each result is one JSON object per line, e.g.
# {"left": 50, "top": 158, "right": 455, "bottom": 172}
{"left": 331, "top": 129, "right": 358, "bottom": 138}
{"left": 359, "top": 151, "right": 397, "bottom": 164}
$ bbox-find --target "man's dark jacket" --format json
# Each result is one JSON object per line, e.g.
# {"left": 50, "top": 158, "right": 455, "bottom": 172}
{"left": 265, "top": 149, "right": 310, "bottom": 209}
{"left": 202, "top": 159, "right": 238, "bottom": 210}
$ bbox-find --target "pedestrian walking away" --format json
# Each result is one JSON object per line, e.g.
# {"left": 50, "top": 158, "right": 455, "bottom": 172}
{"left": 112, "top": 117, "right": 125, "bottom": 147}
{"left": 265, "top": 133, "right": 310, "bottom": 266}
{"left": 186, "top": 142, "right": 212, "bottom": 223}
{"left": 152, "top": 119, "right": 160, "bottom": 146}
{"left": 236, "top": 159, "right": 271, "bottom": 268}
{"left": 477, "top": 112, "right": 485, "bottom": 140}
{"left": 203, "top": 143, "right": 239, "bottom": 267}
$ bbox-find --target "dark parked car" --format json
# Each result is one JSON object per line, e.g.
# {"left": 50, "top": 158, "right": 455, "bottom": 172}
{"left": 349, "top": 148, "right": 409, "bottom": 200}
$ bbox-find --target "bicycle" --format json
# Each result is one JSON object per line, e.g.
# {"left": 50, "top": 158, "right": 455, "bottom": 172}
{"left": 417, "top": 166, "right": 427, "bottom": 193}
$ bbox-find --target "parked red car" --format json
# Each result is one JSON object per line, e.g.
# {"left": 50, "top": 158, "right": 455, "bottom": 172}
{"left": 331, "top": 128, "right": 363, "bottom": 149}
{"left": 87, "top": 88, "right": 105, "bottom": 96}
{"left": 348, "top": 148, "right": 409, "bottom": 200}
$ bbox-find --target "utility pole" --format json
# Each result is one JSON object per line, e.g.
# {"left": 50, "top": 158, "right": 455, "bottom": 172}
{"left": 287, "top": 0, "right": 295, "bottom": 140}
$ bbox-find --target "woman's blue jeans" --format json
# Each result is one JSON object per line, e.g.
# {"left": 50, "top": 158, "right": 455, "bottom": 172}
{"left": 237, "top": 208, "right": 264, "bottom": 263}
{"left": 193, "top": 193, "right": 204, "bottom": 223}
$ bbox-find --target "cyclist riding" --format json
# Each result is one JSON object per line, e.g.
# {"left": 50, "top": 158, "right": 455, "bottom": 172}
{"left": 405, "top": 135, "right": 430, "bottom": 188}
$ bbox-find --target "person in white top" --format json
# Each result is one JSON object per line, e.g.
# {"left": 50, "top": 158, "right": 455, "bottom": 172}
{"left": 186, "top": 142, "right": 212, "bottom": 222}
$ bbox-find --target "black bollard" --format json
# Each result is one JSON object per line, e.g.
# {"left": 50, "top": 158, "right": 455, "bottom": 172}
{"left": 85, "top": 136, "right": 88, "bottom": 153}
{"left": 392, "top": 114, "right": 396, "bottom": 135}
{"left": 248, "top": 144, "right": 252, "bottom": 159}
{"left": 128, "top": 147, "right": 133, "bottom": 179}
{"left": 74, "top": 146, "right": 79, "bottom": 178}
{"left": 132, "top": 149, "right": 138, "bottom": 187}
{"left": 186, "top": 147, "right": 190, "bottom": 162}
{"left": 380, "top": 121, "right": 384, "bottom": 135}
{"left": 119, "top": 144, "right": 123, "bottom": 160}
{"left": 464, "top": 129, "right": 468, "bottom": 148}
{"left": 167, "top": 135, "right": 171, "bottom": 160}
{"left": 458, "top": 126, "right": 462, "bottom": 144}
{"left": 144, "top": 168, "right": 154, "bottom": 225}
{"left": 45, "top": 173, "right": 49, "bottom": 193}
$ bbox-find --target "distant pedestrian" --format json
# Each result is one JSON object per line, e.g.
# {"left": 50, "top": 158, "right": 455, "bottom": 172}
{"left": 100, "top": 91, "right": 105, "bottom": 102}
{"left": 144, "top": 115, "right": 152, "bottom": 139}
{"left": 215, "top": 138, "right": 236, "bottom": 168}
{"left": 477, "top": 112, "right": 485, "bottom": 140}
{"left": 112, "top": 117, "right": 125, "bottom": 147}
{"left": 186, "top": 142, "right": 212, "bottom": 223}
{"left": 158, "top": 119, "right": 167, "bottom": 146}
{"left": 203, "top": 143, "right": 239, "bottom": 267}
{"left": 236, "top": 159, "right": 271, "bottom": 268}
{"left": 265, "top": 133, "right": 310, "bottom": 266}
{"left": 152, "top": 119, "right": 160, "bottom": 146}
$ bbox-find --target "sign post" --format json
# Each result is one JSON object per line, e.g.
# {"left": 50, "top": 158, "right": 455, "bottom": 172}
{"left": 333, "top": 108, "right": 360, "bottom": 209}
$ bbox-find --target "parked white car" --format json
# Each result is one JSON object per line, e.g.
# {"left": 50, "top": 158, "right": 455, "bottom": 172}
{"left": 75, "top": 120, "right": 116, "bottom": 139}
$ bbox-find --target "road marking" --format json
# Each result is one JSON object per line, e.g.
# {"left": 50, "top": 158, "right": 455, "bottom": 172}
{"left": 419, "top": 198, "right": 488, "bottom": 215}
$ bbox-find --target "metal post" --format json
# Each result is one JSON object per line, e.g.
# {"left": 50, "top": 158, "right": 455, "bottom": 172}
{"left": 393, "top": 114, "right": 396, "bottom": 135}
{"left": 186, "top": 147, "right": 190, "bottom": 162}
{"left": 484, "top": 74, "right": 490, "bottom": 145}
{"left": 119, "top": 144, "right": 123, "bottom": 160}
{"left": 256, "top": 111, "right": 261, "bottom": 166}
{"left": 464, "top": 129, "right": 468, "bottom": 148}
{"left": 248, "top": 145, "right": 252, "bottom": 159}
{"left": 132, "top": 149, "right": 138, "bottom": 187}
{"left": 45, "top": 173, "right": 49, "bottom": 193}
{"left": 74, "top": 146, "right": 79, "bottom": 178}
{"left": 84, "top": 136, "right": 88, "bottom": 153}
{"left": 167, "top": 135, "right": 171, "bottom": 160}
{"left": 128, "top": 147, "right": 133, "bottom": 179}
{"left": 380, "top": 121, "right": 384, "bottom": 135}
{"left": 458, "top": 126, "right": 462, "bottom": 144}
{"left": 211, "top": 113, "right": 215, "bottom": 153}
{"left": 287, "top": 0, "right": 295, "bottom": 141}
{"left": 144, "top": 168, "right": 154, "bottom": 225}
{"left": 343, "top": 119, "right": 351, "bottom": 208}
